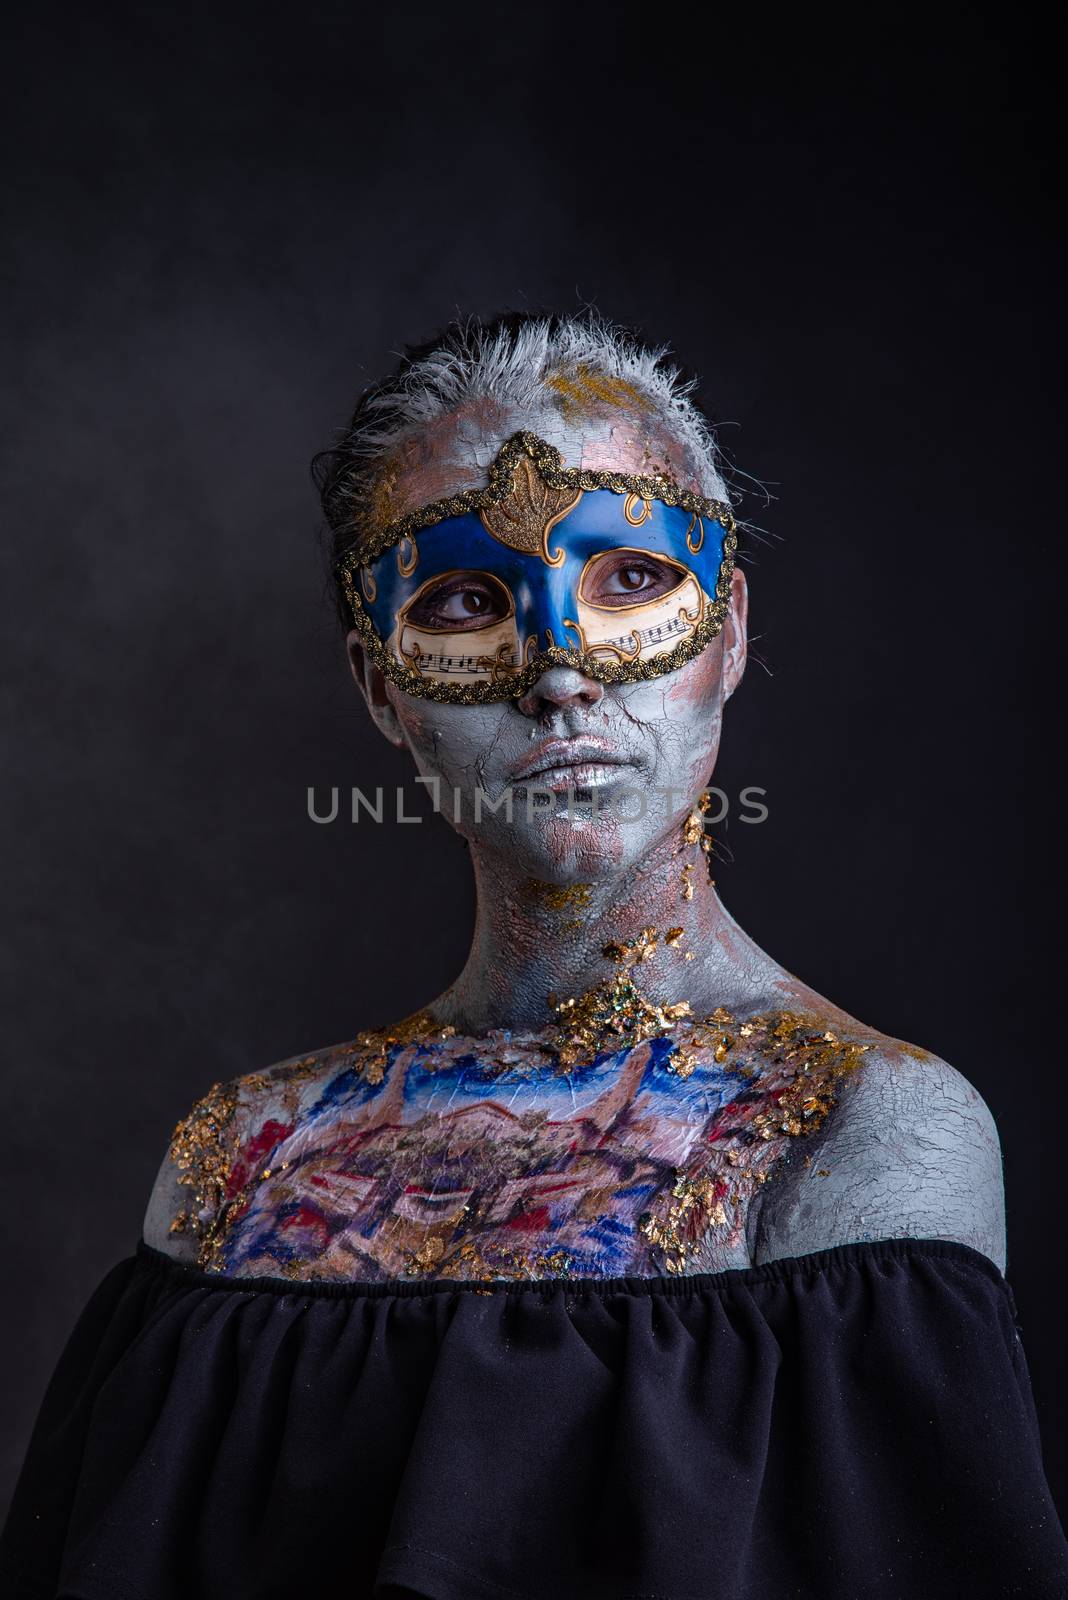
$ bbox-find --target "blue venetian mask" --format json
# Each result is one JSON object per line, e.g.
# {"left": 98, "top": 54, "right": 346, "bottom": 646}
{"left": 337, "top": 431, "right": 737, "bottom": 703}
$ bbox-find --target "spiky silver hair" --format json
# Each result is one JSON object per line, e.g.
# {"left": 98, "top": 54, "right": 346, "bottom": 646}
{"left": 351, "top": 310, "right": 729, "bottom": 499}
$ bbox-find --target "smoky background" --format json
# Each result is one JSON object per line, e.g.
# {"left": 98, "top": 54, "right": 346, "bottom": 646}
{"left": 1, "top": 5, "right": 1063, "bottom": 1521}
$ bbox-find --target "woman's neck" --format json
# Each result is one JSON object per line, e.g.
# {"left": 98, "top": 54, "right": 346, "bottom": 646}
{"left": 431, "top": 825, "right": 773, "bottom": 1036}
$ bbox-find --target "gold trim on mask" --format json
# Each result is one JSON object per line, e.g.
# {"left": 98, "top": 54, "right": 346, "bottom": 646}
{"left": 623, "top": 493, "right": 652, "bottom": 527}
{"left": 592, "top": 628, "right": 643, "bottom": 664}
{"left": 483, "top": 640, "right": 520, "bottom": 682}
{"left": 400, "top": 637, "right": 425, "bottom": 675}
{"left": 396, "top": 536, "right": 419, "bottom": 577}
{"left": 561, "top": 614, "right": 644, "bottom": 662}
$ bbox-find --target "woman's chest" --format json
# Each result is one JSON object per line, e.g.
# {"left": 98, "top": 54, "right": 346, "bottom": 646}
{"left": 196, "top": 1016, "right": 868, "bottom": 1283}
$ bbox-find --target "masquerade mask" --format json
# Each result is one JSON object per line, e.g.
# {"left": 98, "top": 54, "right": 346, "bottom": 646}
{"left": 338, "top": 431, "right": 737, "bottom": 704}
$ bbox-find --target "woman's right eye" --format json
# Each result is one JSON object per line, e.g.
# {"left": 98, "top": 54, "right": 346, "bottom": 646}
{"left": 435, "top": 588, "right": 493, "bottom": 620}
{"left": 406, "top": 575, "right": 509, "bottom": 630}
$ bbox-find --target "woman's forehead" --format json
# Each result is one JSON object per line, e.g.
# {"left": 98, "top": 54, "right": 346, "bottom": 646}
{"left": 371, "top": 399, "right": 706, "bottom": 528}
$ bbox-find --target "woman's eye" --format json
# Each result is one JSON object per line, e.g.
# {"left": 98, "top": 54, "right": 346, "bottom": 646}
{"left": 585, "top": 556, "right": 682, "bottom": 608}
{"left": 615, "top": 566, "right": 655, "bottom": 592}
{"left": 406, "top": 575, "right": 509, "bottom": 630}
{"left": 438, "top": 589, "right": 492, "bottom": 619}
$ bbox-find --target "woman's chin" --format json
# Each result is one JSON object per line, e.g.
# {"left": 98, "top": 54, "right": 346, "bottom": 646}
{"left": 472, "top": 810, "right": 665, "bottom": 885}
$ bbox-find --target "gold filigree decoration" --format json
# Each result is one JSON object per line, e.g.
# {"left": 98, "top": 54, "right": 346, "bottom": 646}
{"left": 623, "top": 493, "right": 651, "bottom": 526}
{"left": 335, "top": 431, "right": 737, "bottom": 705}
{"left": 593, "top": 627, "right": 643, "bottom": 664}
{"left": 396, "top": 535, "right": 418, "bottom": 577}
{"left": 476, "top": 640, "right": 520, "bottom": 682}
{"left": 478, "top": 452, "right": 578, "bottom": 565}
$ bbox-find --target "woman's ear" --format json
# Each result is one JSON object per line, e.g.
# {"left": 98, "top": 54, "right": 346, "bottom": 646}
{"left": 721, "top": 566, "right": 749, "bottom": 701}
{"left": 346, "top": 632, "right": 407, "bottom": 748}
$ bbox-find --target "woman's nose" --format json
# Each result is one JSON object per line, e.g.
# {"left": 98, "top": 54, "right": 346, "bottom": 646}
{"left": 516, "top": 666, "right": 605, "bottom": 719}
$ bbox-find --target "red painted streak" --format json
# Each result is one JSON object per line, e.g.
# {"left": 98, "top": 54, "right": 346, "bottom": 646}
{"left": 504, "top": 1205, "right": 552, "bottom": 1232}
{"left": 227, "top": 1119, "right": 295, "bottom": 1198}
{"left": 280, "top": 1204, "right": 332, "bottom": 1249}
{"left": 707, "top": 1086, "right": 782, "bottom": 1143}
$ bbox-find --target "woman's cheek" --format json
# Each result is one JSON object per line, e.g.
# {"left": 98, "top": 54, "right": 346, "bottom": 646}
{"left": 391, "top": 692, "right": 511, "bottom": 793}
{"left": 665, "top": 636, "right": 724, "bottom": 709}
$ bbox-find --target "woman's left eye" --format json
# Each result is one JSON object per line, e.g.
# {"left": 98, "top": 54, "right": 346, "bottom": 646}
{"left": 610, "top": 565, "right": 657, "bottom": 592}
{"left": 584, "top": 556, "right": 681, "bottom": 607}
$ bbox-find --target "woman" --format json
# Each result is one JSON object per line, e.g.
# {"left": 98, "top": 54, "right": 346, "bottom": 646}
{"left": 3, "top": 311, "right": 1065, "bottom": 1597}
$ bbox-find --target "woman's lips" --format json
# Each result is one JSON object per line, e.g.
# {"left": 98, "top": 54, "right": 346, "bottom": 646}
{"left": 508, "top": 739, "right": 636, "bottom": 791}
{"left": 521, "top": 760, "right": 634, "bottom": 793}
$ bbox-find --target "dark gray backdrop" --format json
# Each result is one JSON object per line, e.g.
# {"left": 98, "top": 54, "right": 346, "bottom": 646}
{"left": 3, "top": 6, "right": 1063, "bottom": 1524}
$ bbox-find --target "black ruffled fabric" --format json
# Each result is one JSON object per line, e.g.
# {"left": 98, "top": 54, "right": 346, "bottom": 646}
{"left": 2, "top": 1238, "right": 1065, "bottom": 1600}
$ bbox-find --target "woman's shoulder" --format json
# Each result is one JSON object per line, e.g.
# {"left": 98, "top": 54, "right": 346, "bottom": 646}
{"left": 745, "top": 991, "right": 1006, "bottom": 1270}
{"left": 142, "top": 1035, "right": 363, "bottom": 1263}
{"left": 768, "top": 983, "right": 1000, "bottom": 1139}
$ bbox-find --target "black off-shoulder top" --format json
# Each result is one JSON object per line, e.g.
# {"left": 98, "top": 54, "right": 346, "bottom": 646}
{"left": 1, "top": 1237, "right": 1065, "bottom": 1600}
